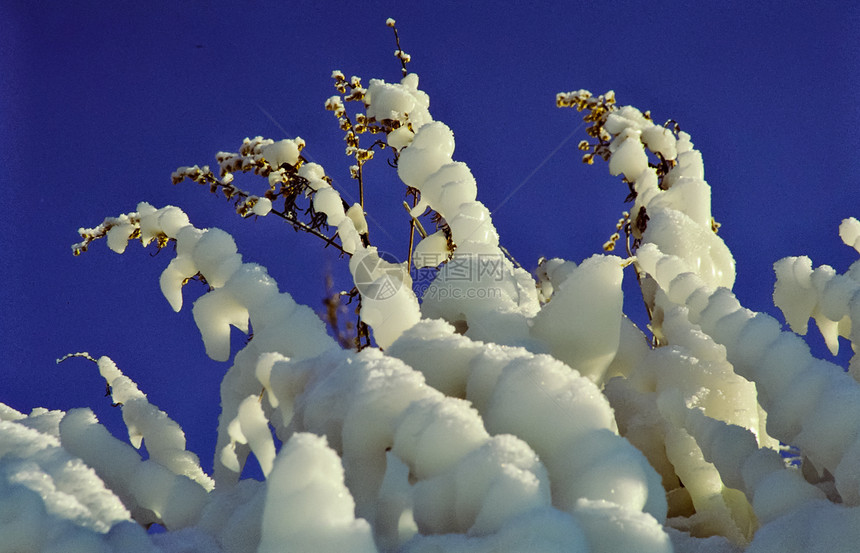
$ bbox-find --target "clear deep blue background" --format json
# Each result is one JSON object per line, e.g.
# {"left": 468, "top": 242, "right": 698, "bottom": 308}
{"left": 2, "top": 1, "right": 858, "bottom": 477}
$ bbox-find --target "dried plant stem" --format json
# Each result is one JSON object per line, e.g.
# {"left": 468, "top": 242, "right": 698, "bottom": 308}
{"left": 405, "top": 200, "right": 417, "bottom": 272}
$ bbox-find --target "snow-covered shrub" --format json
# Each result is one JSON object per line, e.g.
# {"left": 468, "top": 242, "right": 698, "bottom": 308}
{"left": 3, "top": 19, "right": 859, "bottom": 553}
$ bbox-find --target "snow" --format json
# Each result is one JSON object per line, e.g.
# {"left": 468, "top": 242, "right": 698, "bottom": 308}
{"left": 14, "top": 63, "right": 860, "bottom": 552}
{"left": 0, "top": 416, "right": 132, "bottom": 535}
{"left": 159, "top": 255, "right": 198, "bottom": 312}
{"left": 595, "top": 105, "right": 738, "bottom": 291}
{"left": 365, "top": 80, "right": 419, "bottom": 122}
{"left": 840, "top": 217, "right": 860, "bottom": 253}
{"left": 298, "top": 162, "right": 330, "bottom": 190}
{"left": 641, "top": 126, "right": 678, "bottom": 160}
{"left": 604, "top": 107, "right": 651, "bottom": 134}
{"left": 59, "top": 408, "right": 209, "bottom": 530}
{"left": 642, "top": 208, "right": 735, "bottom": 290}
{"left": 155, "top": 206, "right": 190, "bottom": 237}
{"left": 412, "top": 230, "right": 450, "bottom": 269}
{"left": 106, "top": 223, "right": 135, "bottom": 254}
{"left": 222, "top": 263, "right": 280, "bottom": 312}
{"left": 664, "top": 150, "right": 705, "bottom": 187}
{"left": 430, "top": 434, "right": 548, "bottom": 536}
{"left": 260, "top": 138, "right": 301, "bottom": 168}
{"left": 386, "top": 126, "right": 415, "bottom": 149}
{"left": 190, "top": 228, "right": 242, "bottom": 288}
{"left": 96, "top": 356, "right": 213, "bottom": 491}
{"left": 347, "top": 203, "right": 369, "bottom": 235}
{"left": 393, "top": 397, "right": 488, "bottom": 480}
{"left": 637, "top": 243, "right": 860, "bottom": 513}
{"left": 773, "top": 255, "right": 859, "bottom": 356}
{"left": 348, "top": 247, "right": 421, "bottom": 348}
{"left": 422, "top": 162, "right": 478, "bottom": 218}
{"left": 251, "top": 197, "right": 272, "bottom": 216}
{"left": 608, "top": 131, "right": 648, "bottom": 181}
{"left": 745, "top": 501, "right": 860, "bottom": 553}
{"left": 650, "top": 177, "right": 712, "bottom": 229}
{"left": 192, "top": 288, "right": 250, "bottom": 362}
{"left": 258, "top": 433, "right": 377, "bottom": 553}
{"left": 391, "top": 117, "right": 544, "bottom": 347}
{"left": 386, "top": 319, "right": 484, "bottom": 396}
{"left": 386, "top": 320, "right": 667, "bottom": 524}
{"left": 230, "top": 396, "right": 276, "bottom": 478}
{"left": 398, "top": 143, "right": 453, "bottom": 190}
{"left": 314, "top": 187, "right": 346, "bottom": 226}
{"left": 530, "top": 254, "right": 624, "bottom": 383}
{"left": 573, "top": 499, "right": 671, "bottom": 553}
{"left": 447, "top": 202, "right": 499, "bottom": 247}
{"left": 136, "top": 203, "right": 162, "bottom": 246}
{"left": 750, "top": 470, "right": 826, "bottom": 525}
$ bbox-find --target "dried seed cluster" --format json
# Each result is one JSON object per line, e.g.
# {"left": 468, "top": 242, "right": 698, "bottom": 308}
{"left": 73, "top": 214, "right": 143, "bottom": 256}
{"left": 171, "top": 136, "right": 340, "bottom": 250}
{"left": 557, "top": 89, "right": 618, "bottom": 165}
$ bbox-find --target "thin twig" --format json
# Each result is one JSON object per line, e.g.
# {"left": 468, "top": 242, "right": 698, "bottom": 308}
{"left": 405, "top": 200, "right": 417, "bottom": 272}
{"left": 188, "top": 173, "right": 350, "bottom": 256}
{"left": 389, "top": 20, "right": 409, "bottom": 77}
{"left": 357, "top": 162, "right": 365, "bottom": 208}
{"left": 499, "top": 244, "right": 522, "bottom": 270}
{"left": 279, "top": 211, "right": 348, "bottom": 255}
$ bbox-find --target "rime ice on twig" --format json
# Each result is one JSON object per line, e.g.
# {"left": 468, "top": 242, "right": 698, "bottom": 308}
{"left": 58, "top": 353, "right": 215, "bottom": 491}
{"left": 559, "top": 89, "right": 734, "bottom": 293}
{"left": 171, "top": 137, "right": 353, "bottom": 255}
{"left": 773, "top": 218, "right": 860, "bottom": 358}
{"left": 637, "top": 240, "right": 860, "bottom": 507}
{"left": 386, "top": 18, "right": 411, "bottom": 77}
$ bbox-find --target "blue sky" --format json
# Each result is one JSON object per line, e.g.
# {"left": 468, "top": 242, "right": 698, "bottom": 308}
{"left": 2, "top": 1, "right": 857, "bottom": 476}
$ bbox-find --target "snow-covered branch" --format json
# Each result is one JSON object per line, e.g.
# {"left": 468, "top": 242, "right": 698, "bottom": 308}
{"left": 5, "top": 20, "right": 859, "bottom": 553}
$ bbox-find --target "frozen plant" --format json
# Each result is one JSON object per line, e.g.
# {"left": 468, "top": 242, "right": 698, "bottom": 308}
{"left": 3, "top": 19, "right": 860, "bottom": 553}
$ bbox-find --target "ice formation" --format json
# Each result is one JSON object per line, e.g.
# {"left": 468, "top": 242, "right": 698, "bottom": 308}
{"left": 772, "top": 222, "right": 860, "bottom": 361}
{"left": 9, "top": 48, "right": 859, "bottom": 552}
